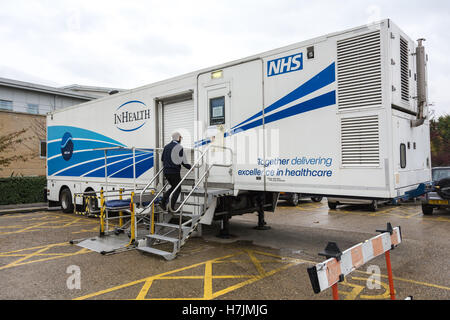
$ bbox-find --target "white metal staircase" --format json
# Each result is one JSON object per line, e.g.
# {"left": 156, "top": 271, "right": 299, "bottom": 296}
{"left": 136, "top": 144, "right": 233, "bottom": 260}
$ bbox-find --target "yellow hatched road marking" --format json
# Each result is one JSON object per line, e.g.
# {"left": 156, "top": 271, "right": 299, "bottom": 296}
{"left": 246, "top": 249, "right": 266, "bottom": 276}
{"left": 337, "top": 278, "right": 365, "bottom": 300}
{"left": 354, "top": 270, "right": 450, "bottom": 291}
{"left": 71, "top": 226, "right": 99, "bottom": 234}
{"left": 339, "top": 277, "right": 392, "bottom": 300}
{"left": 136, "top": 279, "right": 154, "bottom": 300}
{"left": 0, "top": 215, "right": 97, "bottom": 235}
{"left": 203, "top": 261, "right": 213, "bottom": 299}
{"left": 75, "top": 250, "right": 306, "bottom": 300}
{"left": 0, "top": 239, "right": 448, "bottom": 299}
{"left": 0, "top": 242, "right": 92, "bottom": 270}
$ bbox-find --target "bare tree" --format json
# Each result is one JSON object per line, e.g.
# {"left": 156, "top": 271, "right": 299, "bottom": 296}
{"left": 0, "top": 128, "right": 33, "bottom": 171}
{"left": 22, "top": 117, "right": 46, "bottom": 155}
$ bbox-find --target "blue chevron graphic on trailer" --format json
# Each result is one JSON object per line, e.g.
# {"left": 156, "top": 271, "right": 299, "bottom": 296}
{"left": 227, "top": 91, "right": 336, "bottom": 136}
{"left": 47, "top": 126, "right": 154, "bottom": 178}
{"left": 231, "top": 62, "right": 336, "bottom": 131}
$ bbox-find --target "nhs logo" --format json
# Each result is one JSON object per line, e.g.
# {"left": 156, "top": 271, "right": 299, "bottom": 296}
{"left": 267, "top": 52, "right": 303, "bottom": 77}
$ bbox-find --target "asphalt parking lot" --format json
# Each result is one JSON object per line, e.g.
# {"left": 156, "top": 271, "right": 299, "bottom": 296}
{"left": 0, "top": 200, "right": 449, "bottom": 300}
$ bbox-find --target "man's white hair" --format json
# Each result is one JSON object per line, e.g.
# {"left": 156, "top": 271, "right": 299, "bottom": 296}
{"left": 171, "top": 131, "right": 182, "bottom": 141}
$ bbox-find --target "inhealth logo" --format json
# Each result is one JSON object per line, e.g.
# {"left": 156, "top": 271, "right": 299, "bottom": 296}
{"left": 114, "top": 100, "right": 151, "bottom": 132}
{"left": 267, "top": 52, "right": 303, "bottom": 77}
{"left": 61, "top": 132, "right": 74, "bottom": 161}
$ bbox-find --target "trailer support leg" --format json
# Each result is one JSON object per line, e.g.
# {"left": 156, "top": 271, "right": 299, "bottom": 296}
{"left": 254, "top": 207, "right": 270, "bottom": 230}
{"left": 217, "top": 214, "right": 232, "bottom": 239}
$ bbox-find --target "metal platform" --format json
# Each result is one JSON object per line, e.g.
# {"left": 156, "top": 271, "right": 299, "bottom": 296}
{"left": 74, "top": 233, "right": 133, "bottom": 255}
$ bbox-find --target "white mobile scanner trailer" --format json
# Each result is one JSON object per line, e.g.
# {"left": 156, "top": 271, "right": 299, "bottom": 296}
{"left": 47, "top": 19, "right": 431, "bottom": 235}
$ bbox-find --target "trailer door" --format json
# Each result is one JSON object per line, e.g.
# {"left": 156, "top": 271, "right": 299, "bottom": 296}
{"left": 162, "top": 98, "right": 195, "bottom": 178}
{"left": 197, "top": 59, "right": 265, "bottom": 191}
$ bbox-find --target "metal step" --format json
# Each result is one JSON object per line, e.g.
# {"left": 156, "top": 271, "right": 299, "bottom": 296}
{"left": 176, "top": 201, "right": 204, "bottom": 207}
{"left": 181, "top": 187, "right": 234, "bottom": 197}
{"left": 155, "top": 222, "right": 190, "bottom": 231}
{"left": 172, "top": 212, "right": 201, "bottom": 218}
{"left": 145, "top": 233, "right": 179, "bottom": 243}
{"left": 180, "top": 179, "right": 195, "bottom": 186}
{"left": 180, "top": 190, "right": 206, "bottom": 197}
{"left": 137, "top": 246, "right": 175, "bottom": 260}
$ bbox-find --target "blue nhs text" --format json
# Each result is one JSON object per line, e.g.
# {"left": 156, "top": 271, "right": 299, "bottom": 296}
{"left": 267, "top": 52, "right": 303, "bottom": 77}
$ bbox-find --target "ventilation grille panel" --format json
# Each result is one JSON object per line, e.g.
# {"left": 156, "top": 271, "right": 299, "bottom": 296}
{"left": 400, "top": 37, "right": 410, "bottom": 101}
{"left": 337, "top": 31, "right": 382, "bottom": 111}
{"left": 341, "top": 115, "right": 380, "bottom": 166}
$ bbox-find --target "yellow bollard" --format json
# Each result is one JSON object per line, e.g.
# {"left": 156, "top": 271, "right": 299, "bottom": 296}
{"left": 100, "top": 189, "right": 105, "bottom": 235}
{"left": 119, "top": 188, "right": 124, "bottom": 227}
{"left": 128, "top": 192, "right": 135, "bottom": 246}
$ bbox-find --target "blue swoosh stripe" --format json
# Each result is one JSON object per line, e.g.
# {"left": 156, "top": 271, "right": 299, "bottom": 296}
{"left": 55, "top": 154, "right": 137, "bottom": 177}
{"left": 231, "top": 62, "right": 335, "bottom": 130}
{"left": 48, "top": 150, "right": 150, "bottom": 175}
{"left": 109, "top": 155, "right": 154, "bottom": 178}
{"left": 225, "top": 91, "right": 335, "bottom": 137}
{"left": 85, "top": 155, "right": 154, "bottom": 178}
{"left": 84, "top": 154, "right": 152, "bottom": 178}
{"left": 54, "top": 152, "right": 151, "bottom": 177}
{"left": 48, "top": 126, "right": 125, "bottom": 146}
{"left": 48, "top": 140, "right": 128, "bottom": 159}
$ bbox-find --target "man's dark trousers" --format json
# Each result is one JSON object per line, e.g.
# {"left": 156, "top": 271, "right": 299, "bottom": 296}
{"left": 162, "top": 173, "right": 182, "bottom": 210}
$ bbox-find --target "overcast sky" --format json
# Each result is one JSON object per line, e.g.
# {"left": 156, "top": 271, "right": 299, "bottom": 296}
{"left": 0, "top": 0, "right": 449, "bottom": 115}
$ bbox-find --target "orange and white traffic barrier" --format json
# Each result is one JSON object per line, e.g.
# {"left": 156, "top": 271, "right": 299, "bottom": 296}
{"left": 307, "top": 223, "right": 402, "bottom": 300}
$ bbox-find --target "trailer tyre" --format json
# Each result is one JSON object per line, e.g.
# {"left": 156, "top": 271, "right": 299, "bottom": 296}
{"left": 60, "top": 188, "right": 74, "bottom": 213}
{"left": 369, "top": 200, "right": 378, "bottom": 212}
{"left": 311, "top": 196, "right": 323, "bottom": 203}
{"left": 422, "top": 204, "right": 433, "bottom": 215}
{"left": 288, "top": 193, "right": 299, "bottom": 206}
{"left": 328, "top": 202, "right": 337, "bottom": 210}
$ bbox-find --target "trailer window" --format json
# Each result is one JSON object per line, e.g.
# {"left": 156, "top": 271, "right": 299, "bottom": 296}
{"left": 210, "top": 96, "right": 225, "bottom": 125}
{"left": 400, "top": 143, "right": 406, "bottom": 168}
{"left": 39, "top": 140, "right": 47, "bottom": 158}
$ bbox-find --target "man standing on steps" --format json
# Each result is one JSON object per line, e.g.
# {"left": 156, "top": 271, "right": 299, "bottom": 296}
{"left": 160, "top": 132, "right": 192, "bottom": 211}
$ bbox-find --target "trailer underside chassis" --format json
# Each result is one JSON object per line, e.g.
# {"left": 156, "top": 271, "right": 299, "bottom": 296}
{"left": 213, "top": 192, "right": 278, "bottom": 237}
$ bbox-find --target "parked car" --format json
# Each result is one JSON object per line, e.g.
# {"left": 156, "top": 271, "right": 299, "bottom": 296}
{"left": 279, "top": 192, "right": 323, "bottom": 206}
{"left": 421, "top": 167, "right": 450, "bottom": 215}
{"left": 326, "top": 197, "right": 382, "bottom": 212}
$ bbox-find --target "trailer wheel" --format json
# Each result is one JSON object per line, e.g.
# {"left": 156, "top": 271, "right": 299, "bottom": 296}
{"left": 369, "top": 200, "right": 378, "bottom": 212}
{"left": 311, "top": 196, "right": 323, "bottom": 203}
{"left": 60, "top": 188, "right": 74, "bottom": 213}
{"left": 422, "top": 204, "right": 433, "bottom": 215}
{"left": 328, "top": 202, "right": 337, "bottom": 210}
{"left": 288, "top": 193, "right": 299, "bottom": 206}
